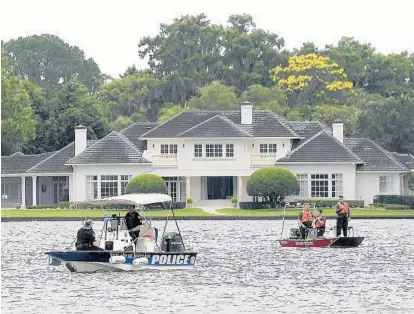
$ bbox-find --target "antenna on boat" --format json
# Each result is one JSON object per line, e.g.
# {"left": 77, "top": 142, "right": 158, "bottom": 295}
{"left": 280, "top": 202, "right": 287, "bottom": 238}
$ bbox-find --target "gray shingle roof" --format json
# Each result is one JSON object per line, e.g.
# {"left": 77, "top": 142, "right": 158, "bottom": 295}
{"left": 176, "top": 115, "right": 252, "bottom": 138}
{"left": 120, "top": 122, "right": 160, "bottom": 150}
{"left": 66, "top": 132, "right": 151, "bottom": 165}
{"left": 389, "top": 152, "right": 414, "bottom": 170}
{"left": 26, "top": 140, "right": 96, "bottom": 174}
{"left": 277, "top": 131, "right": 364, "bottom": 164}
{"left": 344, "top": 138, "right": 408, "bottom": 171}
{"left": 1, "top": 152, "right": 54, "bottom": 174}
{"left": 287, "top": 121, "right": 328, "bottom": 149}
{"left": 140, "top": 110, "right": 300, "bottom": 139}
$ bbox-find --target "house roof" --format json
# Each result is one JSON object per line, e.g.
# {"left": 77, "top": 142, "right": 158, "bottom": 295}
{"left": 140, "top": 110, "right": 300, "bottom": 139}
{"left": 1, "top": 151, "right": 55, "bottom": 174}
{"left": 287, "top": 121, "right": 328, "bottom": 149}
{"left": 277, "top": 130, "right": 364, "bottom": 164}
{"left": 389, "top": 152, "right": 414, "bottom": 170}
{"left": 66, "top": 131, "right": 151, "bottom": 165}
{"left": 344, "top": 138, "right": 409, "bottom": 172}
{"left": 176, "top": 115, "right": 252, "bottom": 138}
{"left": 26, "top": 140, "right": 96, "bottom": 174}
{"left": 120, "top": 122, "right": 160, "bottom": 150}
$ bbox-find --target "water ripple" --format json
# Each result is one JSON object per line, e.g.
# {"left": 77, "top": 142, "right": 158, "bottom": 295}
{"left": 2, "top": 219, "right": 414, "bottom": 313}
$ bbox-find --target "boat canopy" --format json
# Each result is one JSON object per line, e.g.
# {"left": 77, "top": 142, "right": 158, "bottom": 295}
{"left": 76, "top": 193, "right": 172, "bottom": 207}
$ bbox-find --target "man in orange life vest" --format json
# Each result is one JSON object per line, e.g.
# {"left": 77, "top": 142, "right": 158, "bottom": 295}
{"left": 335, "top": 195, "right": 351, "bottom": 237}
{"left": 313, "top": 209, "right": 326, "bottom": 237}
{"left": 298, "top": 203, "right": 314, "bottom": 239}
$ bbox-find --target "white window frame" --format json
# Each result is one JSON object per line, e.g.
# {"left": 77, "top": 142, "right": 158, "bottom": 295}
{"left": 120, "top": 175, "right": 132, "bottom": 195}
{"left": 331, "top": 173, "right": 343, "bottom": 198}
{"left": 163, "top": 177, "right": 186, "bottom": 202}
{"left": 226, "top": 144, "right": 234, "bottom": 157}
{"left": 161, "top": 144, "right": 177, "bottom": 155}
{"left": 194, "top": 144, "right": 203, "bottom": 158}
{"left": 85, "top": 175, "right": 98, "bottom": 200}
{"left": 206, "top": 144, "right": 223, "bottom": 158}
{"left": 259, "top": 144, "right": 277, "bottom": 153}
{"left": 310, "top": 173, "right": 329, "bottom": 198}
{"left": 379, "top": 175, "right": 387, "bottom": 193}
{"left": 100, "top": 175, "right": 118, "bottom": 198}
{"left": 296, "top": 174, "right": 308, "bottom": 198}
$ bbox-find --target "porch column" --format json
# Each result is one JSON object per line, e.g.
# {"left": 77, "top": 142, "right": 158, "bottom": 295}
{"left": 32, "top": 175, "right": 37, "bottom": 206}
{"left": 21, "top": 176, "right": 26, "bottom": 209}
{"left": 237, "top": 176, "right": 243, "bottom": 202}
{"left": 117, "top": 176, "right": 122, "bottom": 196}
{"left": 186, "top": 177, "right": 191, "bottom": 200}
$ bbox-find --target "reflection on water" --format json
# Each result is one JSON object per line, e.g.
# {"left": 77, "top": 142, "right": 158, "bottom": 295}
{"left": 1, "top": 219, "right": 414, "bottom": 313}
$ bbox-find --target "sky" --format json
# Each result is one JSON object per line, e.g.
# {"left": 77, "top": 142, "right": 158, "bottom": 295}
{"left": 1, "top": 0, "right": 413, "bottom": 78}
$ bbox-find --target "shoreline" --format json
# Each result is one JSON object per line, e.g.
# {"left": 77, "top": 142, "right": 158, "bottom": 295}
{"left": 2, "top": 216, "right": 414, "bottom": 222}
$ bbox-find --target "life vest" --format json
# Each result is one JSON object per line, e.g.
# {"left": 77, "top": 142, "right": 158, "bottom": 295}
{"left": 338, "top": 203, "right": 349, "bottom": 215}
{"left": 300, "top": 210, "right": 313, "bottom": 223}
{"left": 315, "top": 218, "right": 325, "bottom": 228}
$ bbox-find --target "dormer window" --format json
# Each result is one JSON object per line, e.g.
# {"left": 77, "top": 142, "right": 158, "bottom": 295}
{"left": 259, "top": 144, "right": 277, "bottom": 153}
{"left": 161, "top": 144, "right": 177, "bottom": 155}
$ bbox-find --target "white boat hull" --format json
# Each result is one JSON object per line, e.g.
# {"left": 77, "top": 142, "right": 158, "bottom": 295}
{"left": 64, "top": 261, "right": 195, "bottom": 273}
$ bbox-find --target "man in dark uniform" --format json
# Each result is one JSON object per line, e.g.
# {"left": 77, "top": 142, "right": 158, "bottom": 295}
{"left": 75, "top": 219, "right": 104, "bottom": 251}
{"left": 125, "top": 205, "right": 143, "bottom": 240}
{"left": 335, "top": 195, "right": 351, "bottom": 237}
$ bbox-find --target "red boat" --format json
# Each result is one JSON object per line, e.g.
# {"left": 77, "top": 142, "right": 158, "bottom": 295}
{"left": 278, "top": 227, "right": 365, "bottom": 248}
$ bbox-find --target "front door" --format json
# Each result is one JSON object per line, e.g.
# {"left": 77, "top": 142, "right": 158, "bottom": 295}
{"left": 207, "top": 177, "right": 234, "bottom": 200}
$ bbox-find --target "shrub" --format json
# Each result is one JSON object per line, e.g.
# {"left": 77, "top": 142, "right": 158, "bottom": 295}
{"left": 246, "top": 167, "right": 299, "bottom": 208}
{"left": 172, "top": 202, "right": 186, "bottom": 209}
{"left": 239, "top": 202, "right": 269, "bottom": 209}
{"left": 58, "top": 201, "right": 71, "bottom": 209}
{"left": 231, "top": 197, "right": 237, "bottom": 204}
{"left": 293, "top": 199, "right": 364, "bottom": 208}
{"left": 382, "top": 204, "right": 410, "bottom": 210}
{"left": 26, "top": 205, "right": 58, "bottom": 209}
{"left": 186, "top": 197, "right": 193, "bottom": 204}
{"left": 373, "top": 195, "right": 414, "bottom": 209}
{"left": 125, "top": 174, "right": 167, "bottom": 194}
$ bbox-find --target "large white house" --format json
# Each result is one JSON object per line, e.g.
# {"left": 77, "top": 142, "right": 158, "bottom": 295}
{"left": 2, "top": 102, "right": 414, "bottom": 208}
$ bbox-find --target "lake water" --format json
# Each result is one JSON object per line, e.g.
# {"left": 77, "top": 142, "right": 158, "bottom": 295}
{"left": 1, "top": 219, "right": 414, "bottom": 314}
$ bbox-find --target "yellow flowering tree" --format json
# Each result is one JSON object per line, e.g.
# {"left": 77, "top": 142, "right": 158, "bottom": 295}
{"left": 271, "top": 53, "right": 354, "bottom": 107}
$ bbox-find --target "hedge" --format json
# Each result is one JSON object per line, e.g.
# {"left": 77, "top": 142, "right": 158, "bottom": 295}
{"left": 292, "top": 199, "right": 365, "bottom": 208}
{"left": 382, "top": 204, "right": 410, "bottom": 210}
{"left": 373, "top": 195, "right": 414, "bottom": 209}
{"left": 125, "top": 174, "right": 167, "bottom": 194}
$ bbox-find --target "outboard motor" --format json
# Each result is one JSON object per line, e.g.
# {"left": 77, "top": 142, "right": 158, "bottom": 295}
{"left": 160, "top": 232, "right": 185, "bottom": 252}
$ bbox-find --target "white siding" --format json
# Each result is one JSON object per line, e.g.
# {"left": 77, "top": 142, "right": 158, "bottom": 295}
{"left": 356, "top": 172, "right": 402, "bottom": 205}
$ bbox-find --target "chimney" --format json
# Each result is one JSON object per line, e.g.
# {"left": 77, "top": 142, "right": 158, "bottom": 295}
{"left": 75, "top": 125, "right": 87, "bottom": 156}
{"left": 332, "top": 119, "right": 344, "bottom": 143}
{"left": 241, "top": 101, "right": 253, "bottom": 125}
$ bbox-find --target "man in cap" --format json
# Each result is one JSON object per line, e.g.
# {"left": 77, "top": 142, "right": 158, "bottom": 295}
{"left": 75, "top": 219, "right": 104, "bottom": 251}
{"left": 125, "top": 205, "right": 143, "bottom": 240}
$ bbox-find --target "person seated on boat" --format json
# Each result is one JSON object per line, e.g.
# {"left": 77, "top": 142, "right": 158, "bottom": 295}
{"left": 335, "top": 195, "right": 351, "bottom": 237}
{"left": 298, "top": 203, "right": 314, "bottom": 239}
{"left": 125, "top": 205, "right": 143, "bottom": 241}
{"left": 75, "top": 219, "right": 104, "bottom": 251}
{"left": 313, "top": 209, "right": 326, "bottom": 237}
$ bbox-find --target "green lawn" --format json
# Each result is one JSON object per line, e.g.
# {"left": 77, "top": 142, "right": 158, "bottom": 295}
{"left": 216, "top": 208, "right": 414, "bottom": 217}
{"left": 1, "top": 208, "right": 218, "bottom": 218}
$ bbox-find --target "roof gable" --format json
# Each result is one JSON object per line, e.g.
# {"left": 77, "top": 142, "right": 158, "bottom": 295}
{"left": 176, "top": 115, "right": 252, "bottom": 138}
{"left": 344, "top": 138, "right": 409, "bottom": 172}
{"left": 1, "top": 151, "right": 54, "bottom": 174}
{"left": 140, "top": 110, "right": 300, "bottom": 139}
{"left": 66, "top": 132, "right": 151, "bottom": 165}
{"left": 287, "top": 121, "right": 328, "bottom": 149}
{"left": 277, "top": 131, "right": 363, "bottom": 164}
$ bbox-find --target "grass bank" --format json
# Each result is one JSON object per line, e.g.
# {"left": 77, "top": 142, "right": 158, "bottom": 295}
{"left": 216, "top": 208, "right": 414, "bottom": 217}
{"left": 1, "top": 208, "right": 217, "bottom": 218}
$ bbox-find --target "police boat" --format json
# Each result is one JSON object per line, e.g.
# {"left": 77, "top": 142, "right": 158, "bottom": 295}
{"left": 277, "top": 205, "right": 365, "bottom": 248}
{"left": 44, "top": 193, "right": 198, "bottom": 273}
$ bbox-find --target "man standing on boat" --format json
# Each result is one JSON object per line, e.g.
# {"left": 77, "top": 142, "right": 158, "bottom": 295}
{"left": 125, "top": 205, "right": 143, "bottom": 240}
{"left": 298, "top": 203, "right": 314, "bottom": 239}
{"left": 335, "top": 195, "right": 351, "bottom": 237}
{"left": 75, "top": 219, "right": 104, "bottom": 251}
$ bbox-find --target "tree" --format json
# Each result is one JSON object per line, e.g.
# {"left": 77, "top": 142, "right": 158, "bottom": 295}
{"left": 188, "top": 81, "right": 238, "bottom": 110}
{"left": 125, "top": 174, "right": 167, "bottom": 194}
{"left": 271, "top": 53, "right": 354, "bottom": 108}
{"left": 1, "top": 48, "right": 37, "bottom": 155}
{"left": 246, "top": 167, "right": 300, "bottom": 207}
{"left": 408, "top": 173, "right": 414, "bottom": 194}
{"left": 239, "top": 84, "right": 286, "bottom": 114}
{"left": 3, "top": 34, "right": 104, "bottom": 98}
